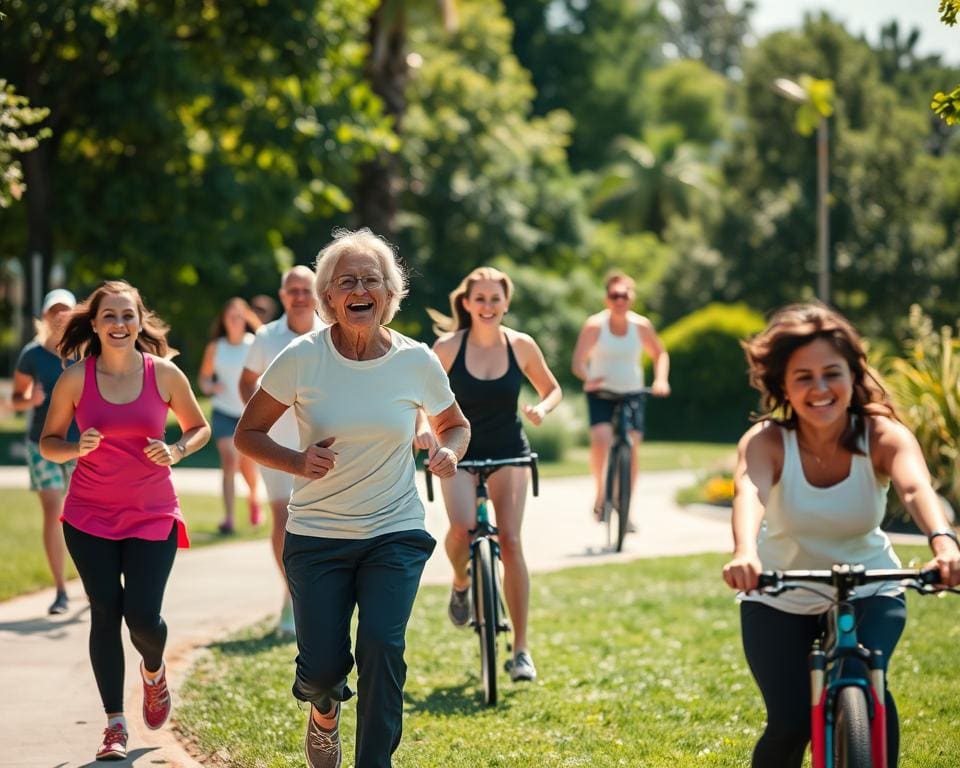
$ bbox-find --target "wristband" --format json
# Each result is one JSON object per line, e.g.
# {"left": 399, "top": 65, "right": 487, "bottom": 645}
{"left": 928, "top": 529, "right": 959, "bottom": 548}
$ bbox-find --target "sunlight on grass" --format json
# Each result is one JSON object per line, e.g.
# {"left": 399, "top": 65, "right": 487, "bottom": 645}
{"left": 176, "top": 546, "right": 960, "bottom": 767}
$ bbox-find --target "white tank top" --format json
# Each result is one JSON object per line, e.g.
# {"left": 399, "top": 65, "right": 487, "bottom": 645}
{"left": 588, "top": 310, "right": 644, "bottom": 393}
{"left": 211, "top": 334, "right": 254, "bottom": 418}
{"left": 742, "top": 423, "right": 901, "bottom": 614}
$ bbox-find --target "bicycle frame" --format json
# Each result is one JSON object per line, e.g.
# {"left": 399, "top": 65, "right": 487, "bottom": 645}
{"left": 759, "top": 564, "right": 955, "bottom": 768}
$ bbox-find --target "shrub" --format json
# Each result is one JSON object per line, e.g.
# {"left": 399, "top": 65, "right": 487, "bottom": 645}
{"left": 881, "top": 305, "right": 960, "bottom": 516}
{"left": 645, "top": 302, "right": 765, "bottom": 442}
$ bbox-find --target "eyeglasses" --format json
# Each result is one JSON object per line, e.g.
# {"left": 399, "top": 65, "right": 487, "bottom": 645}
{"left": 607, "top": 291, "right": 631, "bottom": 301}
{"left": 334, "top": 274, "right": 384, "bottom": 292}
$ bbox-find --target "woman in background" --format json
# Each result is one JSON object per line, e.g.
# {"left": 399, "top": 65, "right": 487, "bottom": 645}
{"left": 198, "top": 297, "right": 263, "bottom": 534}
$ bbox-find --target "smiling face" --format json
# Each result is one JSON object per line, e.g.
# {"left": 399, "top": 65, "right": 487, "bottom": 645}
{"left": 326, "top": 250, "right": 388, "bottom": 332}
{"left": 222, "top": 302, "right": 247, "bottom": 340}
{"left": 783, "top": 337, "right": 854, "bottom": 428}
{"left": 92, "top": 293, "right": 140, "bottom": 350}
{"left": 280, "top": 270, "right": 318, "bottom": 322}
{"left": 462, "top": 278, "right": 508, "bottom": 328}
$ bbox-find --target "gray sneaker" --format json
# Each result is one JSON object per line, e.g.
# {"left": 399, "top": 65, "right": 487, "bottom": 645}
{"left": 48, "top": 590, "right": 68, "bottom": 615}
{"left": 447, "top": 585, "right": 471, "bottom": 627}
{"left": 304, "top": 704, "right": 341, "bottom": 768}
{"left": 507, "top": 651, "right": 537, "bottom": 682}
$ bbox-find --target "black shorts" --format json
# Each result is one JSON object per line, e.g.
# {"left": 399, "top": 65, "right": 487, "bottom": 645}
{"left": 586, "top": 392, "right": 645, "bottom": 432}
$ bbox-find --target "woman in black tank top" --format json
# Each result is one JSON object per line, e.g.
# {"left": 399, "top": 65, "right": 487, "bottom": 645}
{"left": 427, "top": 267, "right": 562, "bottom": 682}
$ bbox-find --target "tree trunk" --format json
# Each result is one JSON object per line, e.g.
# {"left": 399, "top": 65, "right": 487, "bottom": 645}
{"left": 356, "top": 1, "right": 409, "bottom": 239}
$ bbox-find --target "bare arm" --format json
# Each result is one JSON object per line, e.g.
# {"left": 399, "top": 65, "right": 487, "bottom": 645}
{"left": 722, "top": 424, "right": 778, "bottom": 591}
{"left": 424, "top": 401, "right": 470, "bottom": 479}
{"left": 638, "top": 317, "right": 670, "bottom": 396}
{"left": 238, "top": 367, "right": 259, "bottom": 404}
{"left": 875, "top": 418, "right": 960, "bottom": 585}
{"left": 197, "top": 342, "right": 222, "bottom": 397}
{"left": 39, "top": 367, "right": 100, "bottom": 462}
{"left": 147, "top": 360, "right": 211, "bottom": 466}
{"left": 514, "top": 333, "right": 562, "bottom": 426}
{"left": 11, "top": 369, "right": 45, "bottom": 411}
{"left": 571, "top": 320, "right": 601, "bottom": 388}
{"left": 234, "top": 388, "right": 337, "bottom": 479}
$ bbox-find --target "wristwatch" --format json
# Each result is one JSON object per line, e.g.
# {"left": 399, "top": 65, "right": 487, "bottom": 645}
{"left": 174, "top": 440, "right": 187, "bottom": 460}
{"left": 928, "top": 528, "right": 959, "bottom": 547}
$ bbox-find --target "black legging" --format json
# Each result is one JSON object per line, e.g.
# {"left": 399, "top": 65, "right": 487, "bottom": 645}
{"left": 64, "top": 521, "right": 179, "bottom": 714}
{"left": 741, "top": 595, "right": 907, "bottom": 768}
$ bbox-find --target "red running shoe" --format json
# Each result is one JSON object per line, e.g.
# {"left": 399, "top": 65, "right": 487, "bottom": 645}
{"left": 249, "top": 499, "right": 263, "bottom": 526}
{"left": 95, "top": 722, "right": 128, "bottom": 761}
{"left": 141, "top": 661, "right": 172, "bottom": 730}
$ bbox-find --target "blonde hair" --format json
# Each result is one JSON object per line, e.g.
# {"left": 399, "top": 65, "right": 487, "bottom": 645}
{"left": 429, "top": 267, "right": 514, "bottom": 335}
{"left": 313, "top": 228, "right": 407, "bottom": 325}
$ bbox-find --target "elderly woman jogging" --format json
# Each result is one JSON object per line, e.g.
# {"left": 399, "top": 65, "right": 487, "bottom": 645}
{"left": 235, "top": 228, "right": 470, "bottom": 768}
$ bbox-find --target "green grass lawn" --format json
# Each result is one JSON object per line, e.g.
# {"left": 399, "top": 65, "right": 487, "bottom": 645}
{"left": 176, "top": 546, "right": 960, "bottom": 768}
{"left": 537, "top": 441, "right": 734, "bottom": 479}
{"left": 0, "top": 490, "right": 267, "bottom": 602}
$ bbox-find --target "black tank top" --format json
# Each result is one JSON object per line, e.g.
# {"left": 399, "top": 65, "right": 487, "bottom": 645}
{"left": 448, "top": 330, "right": 530, "bottom": 460}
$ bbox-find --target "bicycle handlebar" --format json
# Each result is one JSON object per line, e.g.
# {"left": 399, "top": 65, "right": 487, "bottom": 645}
{"left": 423, "top": 453, "right": 540, "bottom": 503}
{"left": 757, "top": 564, "right": 958, "bottom": 595}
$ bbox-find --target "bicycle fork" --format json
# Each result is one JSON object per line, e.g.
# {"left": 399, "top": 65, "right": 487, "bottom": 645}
{"left": 809, "top": 608, "right": 888, "bottom": 768}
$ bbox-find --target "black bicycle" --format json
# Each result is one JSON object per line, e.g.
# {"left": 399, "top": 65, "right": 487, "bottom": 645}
{"left": 593, "top": 388, "right": 651, "bottom": 552}
{"left": 757, "top": 564, "right": 959, "bottom": 768}
{"left": 424, "top": 453, "right": 539, "bottom": 706}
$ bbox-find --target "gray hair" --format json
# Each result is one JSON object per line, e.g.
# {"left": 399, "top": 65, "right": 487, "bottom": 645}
{"left": 314, "top": 228, "right": 407, "bottom": 325}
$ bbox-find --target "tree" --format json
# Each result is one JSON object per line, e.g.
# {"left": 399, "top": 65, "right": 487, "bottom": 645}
{"left": 932, "top": 0, "right": 960, "bottom": 124}
{"left": 661, "top": 0, "right": 754, "bottom": 77}
{"left": 0, "top": 80, "right": 50, "bottom": 209}
{"left": 0, "top": 1, "right": 390, "bottom": 365}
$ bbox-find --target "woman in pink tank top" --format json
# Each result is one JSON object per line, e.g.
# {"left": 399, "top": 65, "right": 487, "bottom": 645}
{"left": 40, "top": 280, "right": 210, "bottom": 762}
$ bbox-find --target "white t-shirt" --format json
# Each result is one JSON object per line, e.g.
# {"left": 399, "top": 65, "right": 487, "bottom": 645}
{"left": 259, "top": 326, "right": 456, "bottom": 539}
{"left": 244, "top": 313, "right": 325, "bottom": 447}
{"left": 586, "top": 310, "right": 645, "bottom": 393}
{"left": 211, "top": 334, "right": 254, "bottom": 418}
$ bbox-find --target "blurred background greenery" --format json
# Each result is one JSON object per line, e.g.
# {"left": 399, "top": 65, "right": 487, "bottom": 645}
{"left": 1, "top": 1, "right": 958, "bottom": 498}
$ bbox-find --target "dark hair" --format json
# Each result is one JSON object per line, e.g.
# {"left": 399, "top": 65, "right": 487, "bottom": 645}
{"left": 58, "top": 280, "right": 175, "bottom": 360}
{"left": 742, "top": 302, "right": 896, "bottom": 454}
{"left": 428, "top": 266, "right": 514, "bottom": 335}
{"left": 208, "top": 297, "right": 260, "bottom": 341}
{"left": 604, "top": 270, "right": 635, "bottom": 292}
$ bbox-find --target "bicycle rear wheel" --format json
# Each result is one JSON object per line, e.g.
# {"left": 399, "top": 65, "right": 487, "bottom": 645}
{"left": 614, "top": 443, "right": 632, "bottom": 552}
{"left": 833, "top": 686, "right": 872, "bottom": 768}
{"left": 472, "top": 537, "right": 498, "bottom": 706}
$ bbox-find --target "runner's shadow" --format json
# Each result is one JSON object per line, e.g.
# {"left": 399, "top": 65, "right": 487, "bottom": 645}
{"left": 77, "top": 746, "right": 157, "bottom": 767}
{"left": 0, "top": 603, "right": 89, "bottom": 638}
{"left": 206, "top": 629, "right": 293, "bottom": 657}
{"left": 404, "top": 680, "right": 514, "bottom": 716}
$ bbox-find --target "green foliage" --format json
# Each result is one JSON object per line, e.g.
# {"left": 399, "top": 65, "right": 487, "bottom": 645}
{"left": 0, "top": 80, "right": 50, "bottom": 208}
{"left": 931, "top": 85, "right": 960, "bottom": 125}
{"left": 646, "top": 303, "right": 765, "bottom": 442}
{"left": 0, "top": 0, "right": 391, "bottom": 369}
{"left": 792, "top": 75, "right": 834, "bottom": 136}
{"left": 940, "top": 1, "right": 960, "bottom": 26}
{"left": 396, "top": 0, "right": 587, "bottom": 338}
{"left": 882, "top": 305, "right": 960, "bottom": 514}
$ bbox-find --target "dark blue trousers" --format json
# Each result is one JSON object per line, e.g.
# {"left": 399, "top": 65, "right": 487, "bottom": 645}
{"left": 283, "top": 528, "right": 435, "bottom": 768}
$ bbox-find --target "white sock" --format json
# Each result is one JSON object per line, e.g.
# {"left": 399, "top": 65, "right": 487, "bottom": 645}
{"left": 107, "top": 715, "right": 127, "bottom": 731}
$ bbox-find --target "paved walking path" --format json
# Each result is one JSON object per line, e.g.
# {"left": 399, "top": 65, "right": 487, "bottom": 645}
{"left": 0, "top": 466, "right": 919, "bottom": 767}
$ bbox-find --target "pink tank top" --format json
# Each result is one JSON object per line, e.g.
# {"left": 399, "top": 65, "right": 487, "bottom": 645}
{"left": 63, "top": 354, "right": 189, "bottom": 547}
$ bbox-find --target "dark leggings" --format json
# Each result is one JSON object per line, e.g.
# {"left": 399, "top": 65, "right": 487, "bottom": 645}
{"left": 741, "top": 595, "right": 906, "bottom": 768}
{"left": 63, "top": 521, "right": 179, "bottom": 714}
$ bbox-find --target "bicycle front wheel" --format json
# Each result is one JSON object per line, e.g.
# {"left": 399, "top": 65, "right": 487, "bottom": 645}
{"left": 615, "top": 443, "right": 632, "bottom": 552}
{"left": 473, "top": 537, "right": 498, "bottom": 706}
{"left": 833, "top": 686, "right": 872, "bottom": 768}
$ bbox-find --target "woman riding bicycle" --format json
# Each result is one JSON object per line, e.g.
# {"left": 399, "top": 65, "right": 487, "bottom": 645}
{"left": 571, "top": 271, "right": 670, "bottom": 522}
{"left": 721, "top": 302, "right": 960, "bottom": 768}
{"left": 427, "top": 266, "right": 562, "bottom": 683}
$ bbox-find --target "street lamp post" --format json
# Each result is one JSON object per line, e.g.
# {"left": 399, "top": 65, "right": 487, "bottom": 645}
{"left": 772, "top": 77, "right": 830, "bottom": 304}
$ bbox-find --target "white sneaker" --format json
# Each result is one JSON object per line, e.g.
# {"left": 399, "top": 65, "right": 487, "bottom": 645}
{"left": 277, "top": 597, "right": 296, "bottom": 639}
{"left": 507, "top": 650, "right": 537, "bottom": 682}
